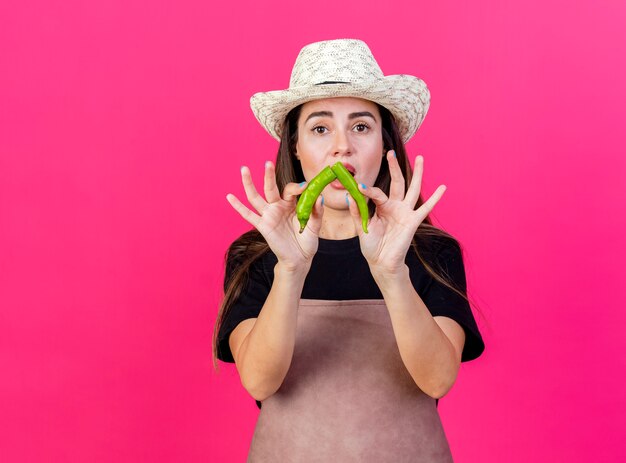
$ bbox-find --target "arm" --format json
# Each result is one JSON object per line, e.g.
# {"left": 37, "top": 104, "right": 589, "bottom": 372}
{"left": 225, "top": 161, "right": 324, "bottom": 401}
{"left": 348, "top": 152, "right": 464, "bottom": 399}
{"left": 372, "top": 266, "right": 465, "bottom": 399}
{"left": 231, "top": 262, "right": 310, "bottom": 402}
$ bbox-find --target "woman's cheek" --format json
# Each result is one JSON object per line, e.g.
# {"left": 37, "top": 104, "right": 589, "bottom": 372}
{"left": 307, "top": 137, "right": 330, "bottom": 153}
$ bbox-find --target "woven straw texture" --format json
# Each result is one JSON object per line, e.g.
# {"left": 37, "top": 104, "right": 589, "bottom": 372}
{"left": 250, "top": 39, "right": 431, "bottom": 143}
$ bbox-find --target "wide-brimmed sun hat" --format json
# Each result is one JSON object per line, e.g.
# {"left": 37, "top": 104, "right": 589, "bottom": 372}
{"left": 250, "top": 38, "right": 431, "bottom": 144}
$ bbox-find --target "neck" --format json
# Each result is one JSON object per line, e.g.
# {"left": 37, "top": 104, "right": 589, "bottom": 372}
{"left": 318, "top": 207, "right": 358, "bottom": 240}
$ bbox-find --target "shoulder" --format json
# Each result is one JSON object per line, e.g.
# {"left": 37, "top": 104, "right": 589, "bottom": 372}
{"left": 224, "top": 230, "right": 277, "bottom": 269}
{"left": 223, "top": 230, "right": 276, "bottom": 289}
{"left": 410, "top": 226, "right": 463, "bottom": 266}
{"left": 225, "top": 229, "right": 266, "bottom": 261}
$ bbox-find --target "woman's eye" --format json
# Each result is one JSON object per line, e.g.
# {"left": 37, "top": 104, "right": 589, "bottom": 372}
{"left": 354, "top": 123, "right": 370, "bottom": 132}
{"left": 313, "top": 126, "right": 328, "bottom": 134}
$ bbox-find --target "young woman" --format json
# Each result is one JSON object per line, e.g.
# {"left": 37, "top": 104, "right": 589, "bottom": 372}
{"left": 213, "top": 39, "right": 485, "bottom": 462}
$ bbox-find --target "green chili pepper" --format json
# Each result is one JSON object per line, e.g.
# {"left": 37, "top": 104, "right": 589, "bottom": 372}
{"left": 330, "top": 162, "right": 369, "bottom": 233}
{"left": 296, "top": 166, "right": 337, "bottom": 233}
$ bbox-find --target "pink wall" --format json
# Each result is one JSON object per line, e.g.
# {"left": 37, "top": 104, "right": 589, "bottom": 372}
{"left": 1, "top": 0, "right": 625, "bottom": 461}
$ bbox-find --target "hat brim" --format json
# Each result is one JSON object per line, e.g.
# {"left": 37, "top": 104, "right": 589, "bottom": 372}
{"left": 250, "top": 75, "right": 430, "bottom": 144}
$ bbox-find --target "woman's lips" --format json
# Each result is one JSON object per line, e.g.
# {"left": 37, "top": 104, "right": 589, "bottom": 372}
{"left": 342, "top": 163, "right": 356, "bottom": 175}
{"left": 328, "top": 163, "right": 355, "bottom": 190}
{"left": 330, "top": 179, "right": 346, "bottom": 189}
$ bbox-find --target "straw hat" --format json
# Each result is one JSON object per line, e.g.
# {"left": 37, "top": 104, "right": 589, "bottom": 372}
{"left": 250, "top": 39, "right": 430, "bottom": 144}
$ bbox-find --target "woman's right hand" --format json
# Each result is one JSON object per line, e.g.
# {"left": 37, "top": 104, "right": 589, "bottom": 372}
{"left": 226, "top": 161, "right": 324, "bottom": 269}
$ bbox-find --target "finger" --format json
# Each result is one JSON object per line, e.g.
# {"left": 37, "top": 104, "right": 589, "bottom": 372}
{"left": 345, "top": 192, "right": 365, "bottom": 236}
{"left": 282, "top": 181, "right": 308, "bottom": 202}
{"left": 264, "top": 161, "right": 281, "bottom": 203}
{"left": 241, "top": 166, "right": 268, "bottom": 213}
{"left": 226, "top": 193, "right": 261, "bottom": 228}
{"left": 405, "top": 155, "right": 423, "bottom": 208}
{"left": 304, "top": 194, "right": 325, "bottom": 235}
{"left": 358, "top": 184, "right": 388, "bottom": 208}
{"left": 387, "top": 150, "right": 405, "bottom": 201}
{"left": 415, "top": 185, "right": 447, "bottom": 222}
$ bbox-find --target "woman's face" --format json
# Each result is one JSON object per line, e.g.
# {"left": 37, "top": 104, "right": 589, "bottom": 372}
{"left": 296, "top": 97, "right": 384, "bottom": 210}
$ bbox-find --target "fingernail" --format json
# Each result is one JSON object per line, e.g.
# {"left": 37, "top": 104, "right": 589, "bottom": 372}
{"left": 345, "top": 193, "right": 349, "bottom": 205}
{"left": 299, "top": 181, "right": 306, "bottom": 187}
{"left": 393, "top": 150, "right": 396, "bottom": 158}
{"left": 360, "top": 183, "right": 367, "bottom": 189}
{"left": 265, "top": 161, "right": 271, "bottom": 168}
{"left": 321, "top": 195, "right": 324, "bottom": 206}
{"left": 240, "top": 166, "right": 245, "bottom": 173}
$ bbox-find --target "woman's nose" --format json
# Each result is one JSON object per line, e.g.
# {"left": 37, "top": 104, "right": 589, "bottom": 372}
{"left": 332, "top": 129, "right": 352, "bottom": 156}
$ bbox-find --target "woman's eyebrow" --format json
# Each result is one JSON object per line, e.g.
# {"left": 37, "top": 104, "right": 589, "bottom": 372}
{"left": 348, "top": 111, "right": 377, "bottom": 121}
{"left": 304, "top": 110, "right": 377, "bottom": 123}
{"left": 304, "top": 111, "right": 333, "bottom": 122}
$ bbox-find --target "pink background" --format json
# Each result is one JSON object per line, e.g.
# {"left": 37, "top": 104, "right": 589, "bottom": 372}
{"left": 1, "top": 0, "right": 625, "bottom": 461}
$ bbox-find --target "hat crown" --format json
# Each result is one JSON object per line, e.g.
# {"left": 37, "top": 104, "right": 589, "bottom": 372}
{"left": 289, "top": 39, "right": 384, "bottom": 88}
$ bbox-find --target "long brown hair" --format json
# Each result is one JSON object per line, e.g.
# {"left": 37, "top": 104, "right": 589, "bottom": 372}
{"left": 212, "top": 103, "right": 480, "bottom": 370}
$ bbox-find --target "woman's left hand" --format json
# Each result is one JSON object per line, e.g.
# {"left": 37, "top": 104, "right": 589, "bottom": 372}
{"left": 348, "top": 151, "right": 447, "bottom": 275}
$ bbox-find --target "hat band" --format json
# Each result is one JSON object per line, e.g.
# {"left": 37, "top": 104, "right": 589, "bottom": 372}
{"left": 314, "top": 81, "right": 351, "bottom": 85}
